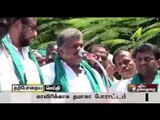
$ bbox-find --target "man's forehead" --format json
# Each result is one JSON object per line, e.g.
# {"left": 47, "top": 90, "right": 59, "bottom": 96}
{"left": 117, "top": 51, "right": 131, "bottom": 57}
{"left": 66, "top": 38, "right": 83, "bottom": 45}
{"left": 117, "top": 55, "right": 132, "bottom": 61}
{"left": 92, "top": 47, "right": 107, "bottom": 54}
{"left": 136, "top": 51, "right": 154, "bottom": 57}
{"left": 115, "top": 53, "right": 132, "bottom": 61}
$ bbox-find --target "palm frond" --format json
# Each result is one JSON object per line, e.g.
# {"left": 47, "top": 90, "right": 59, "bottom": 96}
{"left": 139, "top": 28, "right": 160, "bottom": 42}
{"left": 84, "top": 35, "right": 101, "bottom": 47}
{"left": 143, "top": 22, "right": 160, "bottom": 32}
{"left": 101, "top": 39, "right": 131, "bottom": 53}
{"left": 68, "top": 18, "right": 95, "bottom": 28}
{"left": 130, "top": 27, "right": 142, "bottom": 41}
{"left": 112, "top": 27, "right": 135, "bottom": 33}
{"left": 82, "top": 24, "right": 106, "bottom": 40}
{"left": 129, "top": 18, "right": 155, "bottom": 27}
{"left": 101, "top": 39, "right": 130, "bottom": 46}
{"left": 124, "top": 41, "right": 143, "bottom": 50}
{"left": 100, "top": 29, "right": 120, "bottom": 40}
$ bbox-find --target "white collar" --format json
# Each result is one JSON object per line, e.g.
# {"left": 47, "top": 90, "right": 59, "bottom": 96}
{"left": 6, "top": 33, "right": 29, "bottom": 53}
{"left": 61, "top": 60, "right": 85, "bottom": 74}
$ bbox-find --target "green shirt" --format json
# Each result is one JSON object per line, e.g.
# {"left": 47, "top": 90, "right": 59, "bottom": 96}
{"left": 131, "top": 70, "right": 160, "bottom": 91}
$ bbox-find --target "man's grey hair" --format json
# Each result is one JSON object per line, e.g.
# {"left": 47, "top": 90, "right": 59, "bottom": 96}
{"left": 57, "top": 28, "right": 83, "bottom": 47}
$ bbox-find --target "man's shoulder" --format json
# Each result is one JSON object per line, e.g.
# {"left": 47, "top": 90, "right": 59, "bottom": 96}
{"left": 0, "top": 42, "right": 4, "bottom": 55}
{"left": 110, "top": 79, "right": 131, "bottom": 92}
{"left": 41, "top": 62, "right": 55, "bottom": 71}
{"left": 41, "top": 62, "right": 55, "bottom": 84}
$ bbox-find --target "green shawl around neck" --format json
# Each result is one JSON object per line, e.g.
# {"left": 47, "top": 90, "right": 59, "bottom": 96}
{"left": 131, "top": 70, "right": 160, "bottom": 91}
{"left": 1, "top": 35, "right": 44, "bottom": 85}
{"left": 54, "top": 56, "right": 102, "bottom": 92}
{"left": 102, "top": 75, "right": 113, "bottom": 87}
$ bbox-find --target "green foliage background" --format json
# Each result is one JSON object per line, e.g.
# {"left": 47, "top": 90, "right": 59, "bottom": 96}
{"left": 31, "top": 17, "right": 160, "bottom": 54}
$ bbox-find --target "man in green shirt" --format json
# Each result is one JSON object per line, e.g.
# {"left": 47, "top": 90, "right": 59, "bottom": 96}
{"left": 131, "top": 43, "right": 160, "bottom": 89}
{"left": 110, "top": 43, "right": 160, "bottom": 92}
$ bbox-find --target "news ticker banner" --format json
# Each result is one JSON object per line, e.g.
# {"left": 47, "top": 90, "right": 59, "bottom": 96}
{"left": 0, "top": 92, "right": 160, "bottom": 103}
{"left": 0, "top": 84, "right": 159, "bottom": 103}
{"left": 10, "top": 84, "right": 159, "bottom": 92}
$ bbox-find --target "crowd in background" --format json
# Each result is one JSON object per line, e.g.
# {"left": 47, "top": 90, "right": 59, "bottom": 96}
{"left": 0, "top": 17, "right": 160, "bottom": 92}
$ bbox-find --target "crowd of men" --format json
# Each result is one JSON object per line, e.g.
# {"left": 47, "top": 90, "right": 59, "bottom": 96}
{"left": 0, "top": 17, "right": 160, "bottom": 92}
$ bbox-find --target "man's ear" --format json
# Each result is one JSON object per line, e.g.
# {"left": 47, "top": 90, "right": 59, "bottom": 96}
{"left": 14, "top": 20, "right": 22, "bottom": 29}
{"left": 157, "top": 59, "right": 160, "bottom": 68}
{"left": 57, "top": 47, "right": 63, "bottom": 56}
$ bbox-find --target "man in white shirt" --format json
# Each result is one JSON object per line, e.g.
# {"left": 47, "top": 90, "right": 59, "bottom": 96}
{"left": 0, "top": 18, "right": 44, "bottom": 91}
{"left": 87, "top": 44, "right": 114, "bottom": 89}
{"left": 110, "top": 49, "right": 136, "bottom": 92}
{"left": 41, "top": 28, "right": 106, "bottom": 93}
